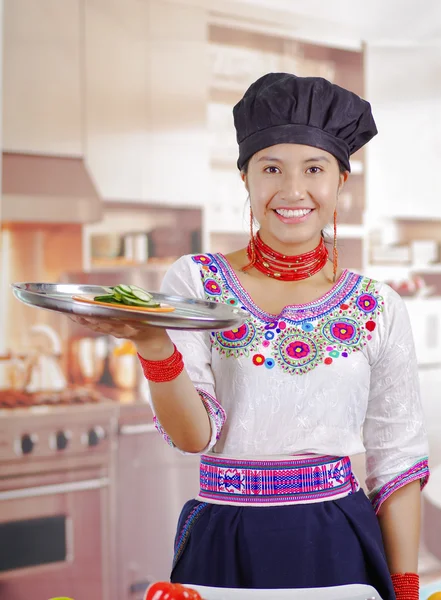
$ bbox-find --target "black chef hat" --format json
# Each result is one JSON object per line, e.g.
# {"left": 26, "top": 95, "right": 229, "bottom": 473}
{"left": 233, "top": 72, "right": 377, "bottom": 172}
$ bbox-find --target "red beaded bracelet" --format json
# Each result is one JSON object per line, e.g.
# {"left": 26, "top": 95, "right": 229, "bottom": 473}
{"left": 137, "top": 344, "right": 184, "bottom": 383}
{"left": 391, "top": 572, "right": 419, "bottom": 600}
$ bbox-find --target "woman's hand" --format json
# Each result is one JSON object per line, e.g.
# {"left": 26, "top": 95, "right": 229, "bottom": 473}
{"left": 69, "top": 315, "right": 174, "bottom": 360}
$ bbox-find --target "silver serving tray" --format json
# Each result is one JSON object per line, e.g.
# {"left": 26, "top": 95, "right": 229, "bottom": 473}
{"left": 11, "top": 283, "right": 249, "bottom": 331}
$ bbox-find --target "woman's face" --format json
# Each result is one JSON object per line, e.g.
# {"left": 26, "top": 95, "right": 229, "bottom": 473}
{"left": 243, "top": 144, "right": 348, "bottom": 253}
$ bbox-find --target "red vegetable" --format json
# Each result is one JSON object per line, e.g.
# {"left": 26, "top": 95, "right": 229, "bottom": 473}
{"left": 145, "top": 582, "right": 174, "bottom": 600}
{"left": 145, "top": 582, "right": 202, "bottom": 600}
{"left": 172, "top": 583, "right": 202, "bottom": 599}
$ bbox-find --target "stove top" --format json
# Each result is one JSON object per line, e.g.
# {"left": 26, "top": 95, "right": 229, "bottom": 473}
{"left": 0, "top": 387, "right": 113, "bottom": 409}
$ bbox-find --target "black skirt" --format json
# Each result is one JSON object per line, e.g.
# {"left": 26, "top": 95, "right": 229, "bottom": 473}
{"left": 171, "top": 489, "right": 395, "bottom": 599}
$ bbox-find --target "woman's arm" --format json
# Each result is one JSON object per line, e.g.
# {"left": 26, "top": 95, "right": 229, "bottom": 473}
{"left": 377, "top": 480, "right": 421, "bottom": 574}
{"left": 136, "top": 333, "right": 211, "bottom": 453}
{"left": 363, "top": 285, "right": 430, "bottom": 598}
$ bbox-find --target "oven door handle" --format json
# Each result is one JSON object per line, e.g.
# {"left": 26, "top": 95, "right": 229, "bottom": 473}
{"left": 119, "top": 423, "right": 156, "bottom": 435}
{"left": 0, "top": 477, "right": 110, "bottom": 501}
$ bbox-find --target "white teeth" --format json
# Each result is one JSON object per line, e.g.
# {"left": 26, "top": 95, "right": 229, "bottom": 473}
{"left": 275, "top": 208, "right": 311, "bottom": 218}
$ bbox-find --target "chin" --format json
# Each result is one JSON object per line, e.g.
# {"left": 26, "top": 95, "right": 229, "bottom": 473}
{"left": 268, "top": 226, "right": 319, "bottom": 249}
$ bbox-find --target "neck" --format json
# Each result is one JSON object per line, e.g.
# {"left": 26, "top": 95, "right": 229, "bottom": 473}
{"left": 258, "top": 230, "right": 323, "bottom": 257}
{"left": 244, "top": 231, "right": 330, "bottom": 281}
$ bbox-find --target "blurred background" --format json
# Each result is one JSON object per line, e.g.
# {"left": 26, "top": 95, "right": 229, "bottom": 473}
{"left": 0, "top": 1, "right": 441, "bottom": 598}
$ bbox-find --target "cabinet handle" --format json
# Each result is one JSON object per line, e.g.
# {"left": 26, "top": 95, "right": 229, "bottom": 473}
{"left": 119, "top": 423, "right": 156, "bottom": 435}
{"left": 0, "top": 477, "right": 109, "bottom": 501}
{"left": 129, "top": 579, "right": 151, "bottom": 594}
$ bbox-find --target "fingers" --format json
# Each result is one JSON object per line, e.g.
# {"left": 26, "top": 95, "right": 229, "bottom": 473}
{"left": 70, "top": 315, "right": 144, "bottom": 339}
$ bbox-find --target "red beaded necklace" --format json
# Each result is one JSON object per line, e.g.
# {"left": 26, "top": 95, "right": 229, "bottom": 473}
{"left": 244, "top": 232, "right": 329, "bottom": 281}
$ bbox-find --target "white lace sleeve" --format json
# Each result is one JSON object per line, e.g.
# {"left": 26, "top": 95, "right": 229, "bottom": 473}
{"left": 363, "top": 285, "right": 429, "bottom": 513}
{"left": 144, "top": 255, "right": 225, "bottom": 454}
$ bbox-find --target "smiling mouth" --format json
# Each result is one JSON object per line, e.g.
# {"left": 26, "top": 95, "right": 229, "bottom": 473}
{"left": 274, "top": 208, "right": 313, "bottom": 218}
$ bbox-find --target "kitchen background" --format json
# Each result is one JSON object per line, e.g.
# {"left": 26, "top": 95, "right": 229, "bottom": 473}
{"left": 0, "top": 1, "right": 441, "bottom": 599}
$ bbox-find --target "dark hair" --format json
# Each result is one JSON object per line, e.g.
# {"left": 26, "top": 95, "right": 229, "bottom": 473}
{"left": 240, "top": 157, "right": 348, "bottom": 175}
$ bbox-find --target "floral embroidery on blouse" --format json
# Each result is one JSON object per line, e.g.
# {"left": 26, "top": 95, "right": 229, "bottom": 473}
{"left": 192, "top": 253, "right": 384, "bottom": 375}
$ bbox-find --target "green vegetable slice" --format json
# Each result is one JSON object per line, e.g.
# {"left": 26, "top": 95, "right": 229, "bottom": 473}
{"left": 94, "top": 284, "right": 159, "bottom": 308}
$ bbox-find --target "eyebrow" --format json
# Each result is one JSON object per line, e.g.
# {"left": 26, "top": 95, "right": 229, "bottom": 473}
{"left": 256, "top": 155, "right": 331, "bottom": 164}
{"left": 256, "top": 156, "right": 281, "bottom": 163}
{"left": 304, "top": 156, "right": 331, "bottom": 164}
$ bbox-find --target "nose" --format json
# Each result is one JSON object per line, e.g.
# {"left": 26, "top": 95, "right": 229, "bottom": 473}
{"left": 281, "top": 173, "right": 305, "bottom": 201}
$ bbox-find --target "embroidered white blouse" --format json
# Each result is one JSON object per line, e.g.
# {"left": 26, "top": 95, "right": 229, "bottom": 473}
{"left": 150, "top": 253, "right": 429, "bottom": 512}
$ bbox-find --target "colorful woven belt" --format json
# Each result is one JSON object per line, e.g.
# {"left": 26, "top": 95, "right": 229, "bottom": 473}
{"left": 198, "top": 454, "right": 359, "bottom": 506}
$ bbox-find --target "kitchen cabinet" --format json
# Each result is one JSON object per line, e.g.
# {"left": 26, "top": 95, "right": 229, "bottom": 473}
{"left": 116, "top": 405, "right": 200, "bottom": 600}
{"left": 3, "top": 0, "right": 83, "bottom": 155}
{"left": 84, "top": 0, "right": 150, "bottom": 202}
{"left": 365, "top": 45, "right": 441, "bottom": 220}
{"left": 206, "top": 166, "right": 248, "bottom": 234}
{"left": 85, "top": 0, "right": 210, "bottom": 205}
{"left": 404, "top": 298, "right": 441, "bottom": 366}
{"left": 142, "top": 0, "right": 210, "bottom": 208}
{"left": 3, "top": 0, "right": 210, "bottom": 205}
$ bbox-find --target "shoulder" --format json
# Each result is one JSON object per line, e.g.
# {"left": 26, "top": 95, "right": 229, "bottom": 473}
{"left": 347, "top": 271, "right": 403, "bottom": 305}
{"left": 348, "top": 271, "right": 410, "bottom": 330}
{"left": 160, "top": 253, "right": 221, "bottom": 299}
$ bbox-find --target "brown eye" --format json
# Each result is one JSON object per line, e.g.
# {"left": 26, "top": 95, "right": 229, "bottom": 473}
{"left": 264, "top": 166, "right": 280, "bottom": 174}
{"left": 306, "top": 166, "right": 322, "bottom": 174}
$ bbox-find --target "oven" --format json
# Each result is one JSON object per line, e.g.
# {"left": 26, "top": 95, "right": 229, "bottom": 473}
{"left": 0, "top": 403, "right": 119, "bottom": 600}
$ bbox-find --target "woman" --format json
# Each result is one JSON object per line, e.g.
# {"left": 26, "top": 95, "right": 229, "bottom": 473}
{"left": 76, "top": 73, "right": 429, "bottom": 599}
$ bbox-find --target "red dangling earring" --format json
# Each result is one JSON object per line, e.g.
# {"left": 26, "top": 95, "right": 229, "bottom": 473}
{"left": 333, "top": 209, "right": 338, "bottom": 282}
{"left": 242, "top": 206, "right": 256, "bottom": 272}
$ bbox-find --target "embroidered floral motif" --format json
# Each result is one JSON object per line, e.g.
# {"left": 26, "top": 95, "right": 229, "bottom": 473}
{"left": 193, "top": 254, "right": 212, "bottom": 266}
{"left": 204, "top": 279, "right": 222, "bottom": 296}
{"left": 356, "top": 293, "right": 378, "bottom": 313}
{"left": 274, "top": 332, "right": 322, "bottom": 374}
{"left": 252, "top": 354, "right": 265, "bottom": 366}
{"left": 214, "top": 321, "right": 261, "bottom": 358}
{"left": 192, "top": 253, "right": 384, "bottom": 376}
{"left": 322, "top": 318, "right": 361, "bottom": 345}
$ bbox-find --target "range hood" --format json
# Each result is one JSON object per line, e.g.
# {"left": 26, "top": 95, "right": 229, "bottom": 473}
{"left": 1, "top": 152, "right": 102, "bottom": 224}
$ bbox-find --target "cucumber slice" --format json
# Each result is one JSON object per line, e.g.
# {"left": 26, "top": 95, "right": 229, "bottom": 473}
{"left": 114, "top": 287, "right": 135, "bottom": 299}
{"left": 130, "top": 289, "right": 153, "bottom": 302}
{"left": 129, "top": 284, "right": 152, "bottom": 295}
{"left": 122, "top": 296, "right": 160, "bottom": 308}
{"left": 94, "top": 294, "right": 118, "bottom": 302}
{"left": 93, "top": 283, "right": 158, "bottom": 308}
{"left": 116, "top": 284, "right": 133, "bottom": 296}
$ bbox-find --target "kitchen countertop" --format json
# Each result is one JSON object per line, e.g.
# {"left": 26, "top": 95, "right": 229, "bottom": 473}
{"left": 0, "top": 385, "right": 153, "bottom": 419}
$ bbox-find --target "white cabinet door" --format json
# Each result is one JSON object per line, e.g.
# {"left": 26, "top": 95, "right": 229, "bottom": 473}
{"left": 142, "top": 0, "right": 210, "bottom": 207}
{"left": 85, "top": 0, "right": 209, "bottom": 205}
{"left": 206, "top": 168, "right": 248, "bottom": 233}
{"left": 84, "top": 0, "right": 150, "bottom": 201}
{"left": 365, "top": 45, "right": 441, "bottom": 219}
{"left": 3, "top": 0, "right": 83, "bottom": 155}
{"left": 405, "top": 298, "right": 441, "bottom": 366}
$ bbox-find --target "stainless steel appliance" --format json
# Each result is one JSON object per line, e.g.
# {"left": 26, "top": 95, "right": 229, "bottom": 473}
{"left": 0, "top": 400, "right": 119, "bottom": 600}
